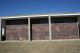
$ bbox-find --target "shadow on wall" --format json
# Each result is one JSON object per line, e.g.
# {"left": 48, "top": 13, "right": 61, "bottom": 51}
{"left": 51, "top": 17, "right": 77, "bottom": 23}
{"left": 2, "top": 35, "right": 5, "bottom": 41}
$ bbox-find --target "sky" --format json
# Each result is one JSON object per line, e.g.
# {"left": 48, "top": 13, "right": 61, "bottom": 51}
{"left": 0, "top": 0, "right": 80, "bottom": 16}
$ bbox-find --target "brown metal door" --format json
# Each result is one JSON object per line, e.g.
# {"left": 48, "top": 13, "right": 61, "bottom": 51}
{"left": 6, "top": 19, "right": 28, "bottom": 40}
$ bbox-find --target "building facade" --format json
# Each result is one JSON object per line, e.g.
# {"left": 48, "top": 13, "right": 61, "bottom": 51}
{"left": 0, "top": 13, "right": 80, "bottom": 41}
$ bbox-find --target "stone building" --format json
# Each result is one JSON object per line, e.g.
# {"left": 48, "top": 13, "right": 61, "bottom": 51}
{"left": 0, "top": 13, "right": 80, "bottom": 41}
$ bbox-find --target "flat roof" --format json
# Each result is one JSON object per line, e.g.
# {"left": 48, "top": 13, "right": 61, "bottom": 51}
{"left": 1, "top": 12, "right": 80, "bottom": 19}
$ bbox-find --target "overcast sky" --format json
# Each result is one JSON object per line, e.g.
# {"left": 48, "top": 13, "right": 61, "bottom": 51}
{"left": 0, "top": 0, "right": 80, "bottom": 16}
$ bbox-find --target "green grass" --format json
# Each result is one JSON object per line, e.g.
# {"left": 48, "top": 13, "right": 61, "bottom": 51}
{"left": 0, "top": 40, "right": 80, "bottom": 53}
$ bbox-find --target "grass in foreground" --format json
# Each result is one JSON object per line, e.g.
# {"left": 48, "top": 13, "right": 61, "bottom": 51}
{"left": 0, "top": 40, "right": 80, "bottom": 53}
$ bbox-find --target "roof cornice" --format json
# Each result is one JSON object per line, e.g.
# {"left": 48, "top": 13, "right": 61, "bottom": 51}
{"left": 0, "top": 12, "right": 80, "bottom": 19}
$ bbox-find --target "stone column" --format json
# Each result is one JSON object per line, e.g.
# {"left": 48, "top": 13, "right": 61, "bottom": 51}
{"left": 28, "top": 17, "right": 31, "bottom": 41}
{"left": 48, "top": 14, "right": 52, "bottom": 40}
{"left": 78, "top": 16, "right": 80, "bottom": 38}
{"left": 0, "top": 18, "right": 1, "bottom": 41}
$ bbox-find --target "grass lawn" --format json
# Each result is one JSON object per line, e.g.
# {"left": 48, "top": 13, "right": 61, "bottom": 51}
{"left": 0, "top": 40, "right": 80, "bottom": 53}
